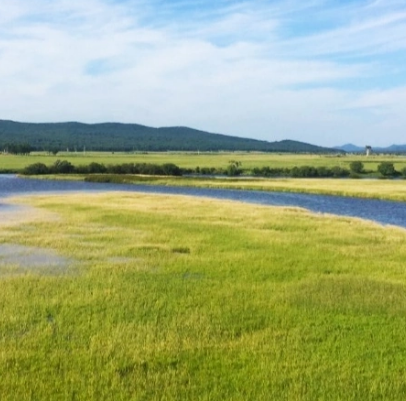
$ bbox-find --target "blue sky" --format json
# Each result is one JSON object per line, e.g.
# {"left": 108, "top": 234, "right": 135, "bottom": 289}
{"left": 1, "top": 0, "right": 406, "bottom": 146}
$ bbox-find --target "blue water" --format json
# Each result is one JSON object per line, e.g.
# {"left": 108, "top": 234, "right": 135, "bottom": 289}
{"left": 1, "top": 175, "right": 406, "bottom": 228}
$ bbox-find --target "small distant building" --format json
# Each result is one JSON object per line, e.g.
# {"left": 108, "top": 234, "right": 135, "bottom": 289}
{"left": 365, "top": 146, "right": 372, "bottom": 156}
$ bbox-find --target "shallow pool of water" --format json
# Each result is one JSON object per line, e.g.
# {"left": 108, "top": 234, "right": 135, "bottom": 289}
{"left": 0, "top": 244, "right": 72, "bottom": 275}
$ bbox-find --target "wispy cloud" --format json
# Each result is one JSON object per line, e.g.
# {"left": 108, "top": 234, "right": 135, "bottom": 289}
{"left": 0, "top": 0, "right": 405, "bottom": 146}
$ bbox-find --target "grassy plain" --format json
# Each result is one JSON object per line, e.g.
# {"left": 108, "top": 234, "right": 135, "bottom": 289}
{"left": 1, "top": 192, "right": 406, "bottom": 399}
{"left": 2, "top": 151, "right": 406, "bottom": 171}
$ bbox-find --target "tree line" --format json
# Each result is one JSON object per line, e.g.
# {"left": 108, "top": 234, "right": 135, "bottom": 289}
{"left": 22, "top": 161, "right": 182, "bottom": 176}
{"left": 196, "top": 160, "right": 404, "bottom": 178}
{"left": 347, "top": 161, "right": 403, "bottom": 178}
{"left": 192, "top": 161, "right": 403, "bottom": 178}
{"left": 21, "top": 159, "right": 404, "bottom": 178}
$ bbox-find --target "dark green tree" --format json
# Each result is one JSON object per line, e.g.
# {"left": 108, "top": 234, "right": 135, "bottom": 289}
{"left": 316, "top": 166, "right": 330, "bottom": 177}
{"left": 226, "top": 160, "right": 242, "bottom": 176}
{"left": 331, "top": 166, "right": 350, "bottom": 177}
{"left": 377, "top": 162, "right": 396, "bottom": 177}
{"left": 51, "top": 160, "right": 74, "bottom": 174}
{"left": 290, "top": 166, "right": 318, "bottom": 177}
{"left": 349, "top": 161, "right": 364, "bottom": 174}
{"left": 87, "top": 162, "right": 107, "bottom": 174}
{"left": 22, "top": 163, "right": 49, "bottom": 175}
{"left": 162, "top": 163, "right": 182, "bottom": 176}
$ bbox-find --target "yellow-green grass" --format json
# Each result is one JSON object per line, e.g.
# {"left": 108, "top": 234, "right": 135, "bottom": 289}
{"left": 43, "top": 173, "right": 406, "bottom": 202}
{"left": 2, "top": 151, "right": 406, "bottom": 171}
{"left": 130, "top": 176, "right": 406, "bottom": 202}
{"left": 1, "top": 192, "right": 406, "bottom": 399}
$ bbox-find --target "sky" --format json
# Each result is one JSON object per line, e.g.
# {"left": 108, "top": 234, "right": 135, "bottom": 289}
{"left": 1, "top": 0, "right": 406, "bottom": 147}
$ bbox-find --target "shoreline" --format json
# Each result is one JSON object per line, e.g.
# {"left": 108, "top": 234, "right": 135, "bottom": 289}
{"left": 19, "top": 173, "right": 406, "bottom": 203}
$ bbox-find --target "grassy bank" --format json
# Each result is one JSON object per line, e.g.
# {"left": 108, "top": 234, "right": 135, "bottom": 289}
{"left": 1, "top": 192, "right": 406, "bottom": 399}
{"left": 112, "top": 175, "right": 406, "bottom": 202}
{"left": 32, "top": 173, "right": 406, "bottom": 202}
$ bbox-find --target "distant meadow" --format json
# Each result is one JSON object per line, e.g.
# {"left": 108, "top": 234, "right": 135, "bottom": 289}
{"left": 2, "top": 151, "right": 406, "bottom": 176}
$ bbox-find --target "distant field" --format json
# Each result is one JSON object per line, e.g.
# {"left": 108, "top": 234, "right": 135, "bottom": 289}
{"left": 2, "top": 151, "right": 406, "bottom": 171}
{"left": 1, "top": 192, "right": 406, "bottom": 399}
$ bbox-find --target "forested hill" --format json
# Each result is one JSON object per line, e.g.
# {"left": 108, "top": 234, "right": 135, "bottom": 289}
{"left": 0, "top": 120, "right": 336, "bottom": 153}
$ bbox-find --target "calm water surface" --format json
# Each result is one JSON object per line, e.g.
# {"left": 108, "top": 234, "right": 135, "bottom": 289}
{"left": 1, "top": 175, "right": 406, "bottom": 228}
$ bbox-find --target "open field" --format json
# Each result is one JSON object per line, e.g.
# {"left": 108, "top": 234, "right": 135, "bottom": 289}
{"left": 2, "top": 151, "right": 406, "bottom": 171}
{"left": 1, "top": 192, "right": 406, "bottom": 399}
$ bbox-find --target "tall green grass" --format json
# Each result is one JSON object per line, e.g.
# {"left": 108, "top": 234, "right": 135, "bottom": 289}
{"left": 1, "top": 193, "right": 406, "bottom": 399}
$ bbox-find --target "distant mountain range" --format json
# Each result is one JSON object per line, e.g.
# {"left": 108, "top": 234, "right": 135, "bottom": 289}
{"left": 335, "top": 143, "right": 406, "bottom": 153}
{"left": 0, "top": 119, "right": 338, "bottom": 153}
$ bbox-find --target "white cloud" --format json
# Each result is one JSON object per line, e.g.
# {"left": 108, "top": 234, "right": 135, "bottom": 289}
{"left": 0, "top": 0, "right": 405, "bottom": 146}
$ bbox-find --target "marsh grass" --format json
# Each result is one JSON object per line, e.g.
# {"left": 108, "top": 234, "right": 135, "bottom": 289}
{"left": 97, "top": 175, "right": 406, "bottom": 202}
{"left": 1, "top": 192, "right": 406, "bottom": 399}
{"left": 29, "top": 172, "right": 406, "bottom": 202}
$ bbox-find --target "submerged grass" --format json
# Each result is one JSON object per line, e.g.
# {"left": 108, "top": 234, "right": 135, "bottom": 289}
{"left": 1, "top": 192, "right": 406, "bottom": 399}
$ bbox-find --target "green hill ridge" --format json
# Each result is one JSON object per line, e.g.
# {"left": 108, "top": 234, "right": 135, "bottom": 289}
{"left": 0, "top": 119, "right": 336, "bottom": 153}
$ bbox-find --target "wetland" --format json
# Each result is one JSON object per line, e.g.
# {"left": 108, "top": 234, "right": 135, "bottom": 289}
{"left": 1, "top": 174, "right": 406, "bottom": 228}
{"left": 1, "top": 173, "right": 406, "bottom": 400}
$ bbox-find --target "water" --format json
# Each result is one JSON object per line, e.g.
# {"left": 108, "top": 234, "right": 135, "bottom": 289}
{"left": 1, "top": 174, "right": 406, "bottom": 228}
{"left": 0, "top": 244, "right": 71, "bottom": 274}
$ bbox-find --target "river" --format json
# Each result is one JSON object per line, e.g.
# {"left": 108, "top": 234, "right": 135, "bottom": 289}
{"left": 1, "top": 174, "right": 406, "bottom": 228}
